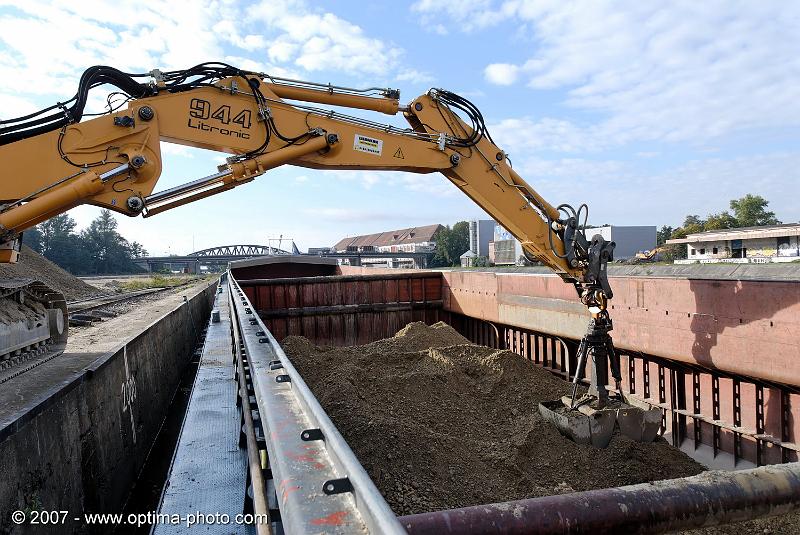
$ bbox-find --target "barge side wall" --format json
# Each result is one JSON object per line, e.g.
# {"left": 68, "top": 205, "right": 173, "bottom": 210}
{"left": 0, "top": 282, "right": 217, "bottom": 534}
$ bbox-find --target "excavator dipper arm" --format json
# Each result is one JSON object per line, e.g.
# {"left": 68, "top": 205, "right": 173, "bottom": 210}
{"left": 0, "top": 65, "right": 613, "bottom": 306}
{"left": 0, "top": 64, "right": 642, "bottom": 447}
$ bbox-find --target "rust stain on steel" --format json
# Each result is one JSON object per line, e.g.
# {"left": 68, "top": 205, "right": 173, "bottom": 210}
{"left": 242, "top": 273, "right": 444, "bottom": 346}
{"left": 242, "top": 266, "right": 799, "bottom": 465}
{"left": 310, "top": 511, "right": 350, "bottom": 526}
{"left": 399, "top": 462, "right": 800, "bottom": 535}
{"left": 440, "top": 272, "right": 800, "bottom": 387}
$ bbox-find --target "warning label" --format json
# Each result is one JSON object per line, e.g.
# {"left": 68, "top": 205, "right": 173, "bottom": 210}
{"left": 353, "top": 134, "right": 383, "bottom": 156}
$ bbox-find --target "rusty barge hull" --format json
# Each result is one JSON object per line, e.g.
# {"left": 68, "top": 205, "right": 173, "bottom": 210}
{"left": 233, "top": 262, "right": 800, "bottom": 468}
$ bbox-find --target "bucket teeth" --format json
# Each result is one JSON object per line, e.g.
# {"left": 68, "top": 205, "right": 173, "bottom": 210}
{"left": 539, "top": 397, "right": 662, "bottom": 448}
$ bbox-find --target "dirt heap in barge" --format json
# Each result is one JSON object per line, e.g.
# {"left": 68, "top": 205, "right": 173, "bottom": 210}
{"left": 282, "top": 322, "right": 705, "bottom": 513}
{"left": 283, "top": 322, "right": 800, "bottom": 533}
{"left": 282, "top": 323, "right": 800, "bottom": 535}
{"left": 0, "top": 245, "right": 98, "bottom": 300}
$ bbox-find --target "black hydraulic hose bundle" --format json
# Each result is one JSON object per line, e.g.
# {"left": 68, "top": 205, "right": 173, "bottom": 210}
{"left": 0, "top": 66, "right": 154, "bottom": 145}
{"left": 0, "top": 62, "right": 280, "bottom": 160}
{"left": 431, "top": 88, "right": 495, "bottom": 148}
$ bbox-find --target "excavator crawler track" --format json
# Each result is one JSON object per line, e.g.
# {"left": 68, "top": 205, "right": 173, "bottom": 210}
{"left": 0, "top": 278, "right": 68, "bottom": 384}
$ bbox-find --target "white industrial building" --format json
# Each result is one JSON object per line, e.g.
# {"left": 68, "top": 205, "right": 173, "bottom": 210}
{"left": 489, "top": 223, "right": 656, "bottom": 265}
{"left": 489, "top": 224, "right": 524, "bottom": 265}
{"left": 464, "top": 219, "right": 495, "bottom": 266}
{"left": 582, "top": 225, "right": 657, "bottom": 260}
{"left": 666, "top": 224, "right": 800, "bottom": 263}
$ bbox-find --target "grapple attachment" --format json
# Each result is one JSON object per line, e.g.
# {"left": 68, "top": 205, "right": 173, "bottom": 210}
{"left": 539, "top": 396, "right": 662, "bottom": 448}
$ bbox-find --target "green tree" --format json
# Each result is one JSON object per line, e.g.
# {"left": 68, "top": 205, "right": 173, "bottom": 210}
{"left": 656, "top": 225, "right": 673, "bottom": 246}
{"left": 430, "top": 221, "right": 471, "bottom": 267}
{"left": 81, "top": 210, "right": 143, "bottom": 274}
{"left": 430, "top": 227, "right": 450, "bottom": 267}
{"left": 704, "top": 211, "right": 738, "bottom": 230}
{"left": 129, "top": 241, "right": 148, "bottom": 258}
{"left": 730, "top": 194, "right": 780, "bottom": 227}
{"left": 38, "top": 214, "right": 88, "bottom": 273}
{"left": 682, "top": 215, "right": 703, "bottom": 227}
{"left": 21, "top": 226, "right": 43, "bottom": 253}
{"left": 449, "top": 221, "right": 470, "bottom": 263}
{"left": 680, "top": 215, "right": 705, "bottom": 236}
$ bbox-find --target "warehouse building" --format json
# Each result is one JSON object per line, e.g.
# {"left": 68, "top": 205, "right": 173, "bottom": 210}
{"left": 489, "top": 224, "right": 524, "bottom": 265}
{"left": 489, "top": 223, "right": 656, "bottom": 265}
{"left": 666, "top": 224, "right": 800, "bottom": 263}
{"left": 333, "top": 224, "right": 442, "bottom": 268}
{"left": 582, "top": 225, "right": 657, "bottom": 259}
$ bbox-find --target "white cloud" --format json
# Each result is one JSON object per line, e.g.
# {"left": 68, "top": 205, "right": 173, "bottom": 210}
{"left": 396, "top": 69, "right": 434, "bottom": 84}
{"left": 0, "top": 0, "right": 413, "bottom": 115}
{"left": 415, "top": 2, "right": 800, "bottom": 145}
{"left": 411, "top": 0, "right": 498, "bottom": 32}
{"left": 327, "top": 170, "right": 456, "bottom": 196}
{"left": 503, "top": 151, "right": 799, "bottom": 228}
{"left": 490, "top": 117, "right": 602, "bottom": 153}
{"left": 0, "top": 93, "right": 37, "bottom": 120}
{"left": 159, "top": 143, "right": 195, "bottom": 158}
{"left": 250, "top": 1, "right": 402, "bottom": 76}
{"left": 484, "top": 63, "right": 519, "bottom": 85}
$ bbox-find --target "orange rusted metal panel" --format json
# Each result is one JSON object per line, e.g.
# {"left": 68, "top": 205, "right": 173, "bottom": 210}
{"left": 441, "top": 271, "right": 800, "bottom": 387}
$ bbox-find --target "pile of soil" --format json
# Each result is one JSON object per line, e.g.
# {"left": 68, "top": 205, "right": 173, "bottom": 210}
{"left": 0, "top": 245, "right": 98, "bottom": 300}
{"left": 282, "top": 322, "right": 800, "bottom": 533}
{"left": 282, "top": 322, "right": 703, "bottom": 513}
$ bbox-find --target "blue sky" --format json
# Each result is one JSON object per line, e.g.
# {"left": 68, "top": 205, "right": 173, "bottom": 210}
{"left": 0, "top": 1, "right": 797, "bottom": 255}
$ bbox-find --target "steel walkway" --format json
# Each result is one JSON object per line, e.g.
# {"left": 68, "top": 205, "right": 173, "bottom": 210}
{"left": 154, "top": 274, "right": 404, "bottom": 534}
{"left": 154, "top": 280, "right": 251, "bottom": 534}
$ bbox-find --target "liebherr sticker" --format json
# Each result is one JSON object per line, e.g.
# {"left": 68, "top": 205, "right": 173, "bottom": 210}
{"left": 353, "top": 134, "right": 383, "bottom": 156}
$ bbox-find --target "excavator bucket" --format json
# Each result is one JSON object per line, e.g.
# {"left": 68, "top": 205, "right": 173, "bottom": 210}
{"left": 539, "top": 396, "right": 662, "bottom": 448}
{"left": 617, "top": 406, "right": 662, "bottom": 443}
{"left": 538, "top": 399, "right": 616, "bottom": 448}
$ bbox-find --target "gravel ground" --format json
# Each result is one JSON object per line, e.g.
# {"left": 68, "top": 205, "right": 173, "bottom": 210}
{"left": 282, "top": 321, "right": 800, "bottom": 533}
{"left": 69, "top": 285, "right": 196, "bottom": 330}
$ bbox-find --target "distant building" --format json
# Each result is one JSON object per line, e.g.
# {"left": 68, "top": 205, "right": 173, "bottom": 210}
{"left": 666, "top": 224, "right": 800, "bottom": 263}
{"left": 460, "top": 250, "right": 478, "bottom": 267}
{"left": 488, "top": 223, "right": 656, "bottom": 265}
{"left": 333, "top": 224, "right": 443, "bottom": 268}
{"left": 307, "top": 247, "right": 333, "bottom": 255}
{"left": 582, "top": 225, "right": 656, "bottom": 260}
{"left": 490, "top": 224, "right": 524, "bottom": 265}
{"left": 469, "top": 219, "right": 495, "bottom": 258}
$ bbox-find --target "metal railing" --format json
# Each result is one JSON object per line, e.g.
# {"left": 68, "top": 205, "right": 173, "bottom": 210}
{"left": 228, "top": 274, "right": 405, "bottom": 534}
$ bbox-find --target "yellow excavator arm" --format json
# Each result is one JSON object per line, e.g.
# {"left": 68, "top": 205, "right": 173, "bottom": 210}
{"left": 0, "top": 63, "right": 614, "bottom": 307}
{"left": 1, "top": 63, "right": 636, "bottom": 430}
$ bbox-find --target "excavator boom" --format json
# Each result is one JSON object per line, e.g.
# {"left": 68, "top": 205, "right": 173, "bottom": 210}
{"left": 0, "top": 65, "right": 607, "bottom": 288}
{"left": 0, "top": 63, "right": 641, "bottom": 447}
